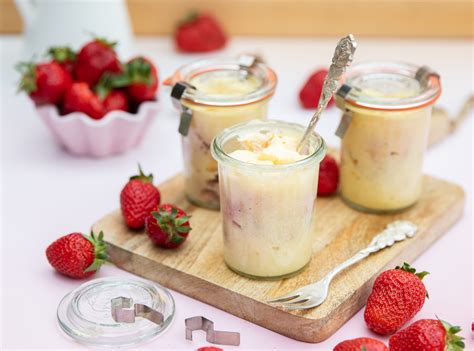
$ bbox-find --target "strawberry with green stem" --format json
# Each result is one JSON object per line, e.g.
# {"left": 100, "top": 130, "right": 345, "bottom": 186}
{"left": 364, "top": 262, "right": 429, "bottom": 335}
{"left": 145, "top": 204, "right": 191, "bottom": 249}
{"left": 97, "top": 56, "right": 158, "bottom": 104}
{"left": 16, "top": 60, "right": 72, "bottom": 105}
{"left": 120, "top": 165, "right": 161, "bottom": 229}
{"left": 46, "top": 231, "right": 108, "bottom": 279}
{"left": 74, "top": 37, "right": 122, "bottom": 86}
{"left": 46, "top": 46, "right": 76, "bottom": 75}
{"left": 389, "top": 318, "right": 465, "bottom": 351}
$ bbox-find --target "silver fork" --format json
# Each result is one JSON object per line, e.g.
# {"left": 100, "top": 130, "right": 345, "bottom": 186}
{"left": 267, "top": 220, "right": 418, "bottom": 310}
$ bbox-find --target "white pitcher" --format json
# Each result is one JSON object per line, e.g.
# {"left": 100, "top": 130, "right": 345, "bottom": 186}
{"left": 15, "top": 0, "right": 134, "bottom": 58}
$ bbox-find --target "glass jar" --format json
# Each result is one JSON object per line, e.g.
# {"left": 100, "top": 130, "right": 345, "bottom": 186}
{"left": 211, "top": 120, "right": 326, "bottom": 279}
{"left": 335, "top": 61, "right": 442, "bottom": 213}
{"left": 166, "top": 56, "right": 277, "bottom": 209}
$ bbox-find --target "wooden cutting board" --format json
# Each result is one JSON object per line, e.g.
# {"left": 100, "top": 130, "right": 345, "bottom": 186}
{"left": 93, "top": 174, "right": 464, "bottom": 343}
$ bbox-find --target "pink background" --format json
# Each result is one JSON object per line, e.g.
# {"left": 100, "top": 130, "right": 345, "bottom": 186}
{"left": 1, "top": 36, "right": 472, "bottom": 350}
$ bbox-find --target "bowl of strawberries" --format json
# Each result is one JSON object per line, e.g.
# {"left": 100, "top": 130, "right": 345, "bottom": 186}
{"left": 17, "top": 37, "right": 159, "bottom": 157}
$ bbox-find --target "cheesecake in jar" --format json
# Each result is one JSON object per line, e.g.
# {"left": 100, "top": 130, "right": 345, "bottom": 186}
{"left": 336, "top": 61, "right": 442, "bottom": 213}
{"left": 211, "top": 120, "right": 327, "bottom": 279}
{"left": 167, "top": 56, "right": 277, "bottom": 209}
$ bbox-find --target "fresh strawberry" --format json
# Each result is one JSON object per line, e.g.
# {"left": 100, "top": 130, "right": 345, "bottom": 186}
{"left": 318, "top": 155, "right": 339, "bottom": 196}
{"left": 96, "top": 57, "right": 158, "bottom": 104}
{"left": 47, "top": 46, "right": 76, "bottom": 75}
{"left": 103, "top": 90, "right": 129, "bottom": 113}
{"left": 74, "top": 37, "right": 122, "bottom": 86}
{"left": 364, "top": 263, "right": 429, "bottom": 335}
{"left": 17, "top": 61, "right": 72, "bottom": 105}
{"left": 125, "top": 57, "right": 159, "bottom": 103}
{"left": 334, "top": 337, "right": 388, "bottom": 351}
{"left": 46, "top": 231, "right": 107, "bottom": 279}
{"left": 145, "top": 204, "right": 191, "bottom": 249}
{"left": 299, "top": 69, "right": 335, "bottom": 109}
{"left": 175, "top": 12, "right": 227, "bottom": 52}
{"left": 197, "top": 347, "right": 223, "bottom": 351}
{"left": 389, "top": 319, "right": 465, "bottom": 351}
{"left": 63, "top": 82, "right": 105, "bottom": 119}
{"left": 120, "top": 165, "right": 161, "bottom": 229}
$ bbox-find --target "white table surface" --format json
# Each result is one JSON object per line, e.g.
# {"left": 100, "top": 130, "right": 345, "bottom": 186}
{"left": 1, "top": 35, "right": 473, "bottom": 350}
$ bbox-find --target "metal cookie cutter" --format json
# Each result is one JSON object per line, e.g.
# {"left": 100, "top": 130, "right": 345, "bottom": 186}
{"left": 185, "top": 316, "right": 240, "bottom": 346}
{"left": 111, "top": 297, "right": 164, "bottom": 325}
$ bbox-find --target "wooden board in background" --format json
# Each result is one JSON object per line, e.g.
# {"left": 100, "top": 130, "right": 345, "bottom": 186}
{"left": 93, "top": 174, "right": 464, "bottom": 343}
{"left": 1, "top": 0, "right": 472, "bottom": 38}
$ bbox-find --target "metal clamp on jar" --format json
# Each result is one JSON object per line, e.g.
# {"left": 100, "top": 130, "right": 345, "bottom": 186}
{"left": 165, "top": 56, "right": 277, "bottom": 209}
{"left": 335, "top": 61, "right": 441, "bottom": 213}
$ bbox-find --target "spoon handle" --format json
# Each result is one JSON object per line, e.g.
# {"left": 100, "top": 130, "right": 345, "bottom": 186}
{"left": 325, "top": 220, "right": 418, "bottom": 282}
{"left": 298, "top": 34, "right": 357, "bottom": 153}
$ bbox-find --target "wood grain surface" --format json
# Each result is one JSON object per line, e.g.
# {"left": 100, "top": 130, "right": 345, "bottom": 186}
{"left": 1, "top": 0, "right": 472, "bottom": 37}
{"left": 92, "top": 174, "right": 464, "bottom": 343}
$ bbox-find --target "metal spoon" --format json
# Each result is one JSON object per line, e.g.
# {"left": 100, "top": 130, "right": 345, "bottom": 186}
{"left": 297, "top": 34, "right": 358, "bottom": 153}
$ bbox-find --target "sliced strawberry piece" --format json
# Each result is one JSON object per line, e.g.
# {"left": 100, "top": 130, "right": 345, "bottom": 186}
{"left": 125, "top": 57, "right": 159, "bottom": 103}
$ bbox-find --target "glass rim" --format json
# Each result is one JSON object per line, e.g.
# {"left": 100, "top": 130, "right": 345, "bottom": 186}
{"left": 167, "top": 56, "right": 277, "bottom": 107}
{"left": 340, "top": 60, "right": 442, "bottom": 111}
{"left": 211, "top": 119, "right": 327, "bottom": 171}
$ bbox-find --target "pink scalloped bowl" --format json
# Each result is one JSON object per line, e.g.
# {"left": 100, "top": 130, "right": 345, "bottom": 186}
{"left": 36, "top": 101, "right": 159, "bottom": 157}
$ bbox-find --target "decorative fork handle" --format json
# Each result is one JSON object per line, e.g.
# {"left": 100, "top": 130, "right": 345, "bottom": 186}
{"left": 298, "top": 34, "right": 357, "bottom": 153}
{"left": 324, "top": 221, "right": 418, "bottom": 282}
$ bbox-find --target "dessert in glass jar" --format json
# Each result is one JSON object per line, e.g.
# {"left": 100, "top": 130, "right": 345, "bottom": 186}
{"left": 166, "top": 56, "right": 277, "bottom": 209}
{"left": 211, "top": 120, "right": 327, "bottom": 279}
{"left": 335, "top": 61, "right": 441, "bottom": 213}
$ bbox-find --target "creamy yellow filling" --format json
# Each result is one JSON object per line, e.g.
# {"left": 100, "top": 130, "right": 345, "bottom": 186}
{"left": 190, "top": 71, "right": 261, "bottom": 96}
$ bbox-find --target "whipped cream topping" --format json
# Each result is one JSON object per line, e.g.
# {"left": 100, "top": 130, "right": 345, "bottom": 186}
{"left": 228, "top": 131, "right": 308, "bottom": 165}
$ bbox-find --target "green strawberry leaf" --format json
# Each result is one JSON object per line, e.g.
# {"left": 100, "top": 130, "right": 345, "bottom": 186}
{"left": 83, "top": 230, "right": 109, "bottom": 273}
{"left": 130, "top": 164, "right": 154, "bottom": 183}
{"left": 440, "top": 319, "right": 465, "bottom": 351}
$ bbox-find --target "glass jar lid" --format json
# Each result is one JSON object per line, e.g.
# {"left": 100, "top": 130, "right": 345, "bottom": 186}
{"left": 165, "top": 56, "right": 277, "bottom": 107}
{"left": 57, "top": 277, "right": 175, "bottom": 348}
{"left": 337, "top": 61, "right": 441, "bottom": 111}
